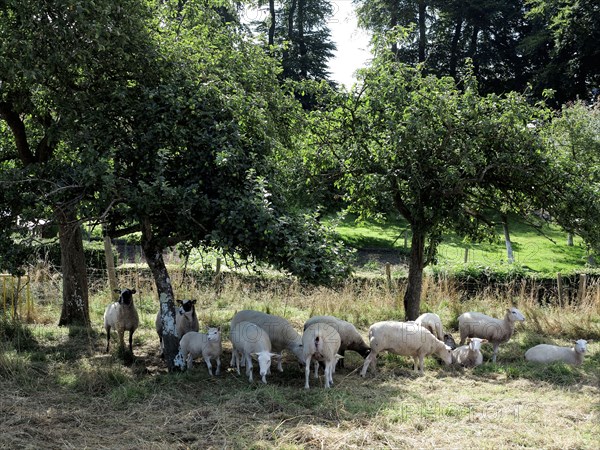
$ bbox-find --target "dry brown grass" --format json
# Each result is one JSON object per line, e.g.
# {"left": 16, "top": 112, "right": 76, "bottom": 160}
{"left": 1, "top": 269, "right": 599, "bottom": 449}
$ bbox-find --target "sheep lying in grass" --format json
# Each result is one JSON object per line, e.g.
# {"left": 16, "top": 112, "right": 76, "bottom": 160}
{"left": 104, "top": 288, "right": 138, "bottom": 354}
{"left": 230, "top": 310, "right": 304, "bottom": 370}
{"left": 303, "top": 315, "right": 369, "bottom": 368}
{"left": 177, "top": 327, "right": 222, "bottom": 375}
{"left": 360, "top": 321, "right": 453, "bottom": 376}
{"left": 458, "top": 307, "right": 525, "bottom": 363}
{"left": 452, "top": 337, "right": 488, "bottom": 368}
{"left": 230, "top": 320, "right": 278, "bottom": 384}
{"left": 302, "top": 323, "right": 342, "bottom": 389}
{"left": 525, "top": 339, "right": 589, "bottom": 366}
{"left": 156, "top": 299, "right": 199, "bottom": 356}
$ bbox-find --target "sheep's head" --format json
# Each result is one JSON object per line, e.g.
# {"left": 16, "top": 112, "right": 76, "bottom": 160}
{"left": 177, "top": 299, "right": 197, "bottom": 314}
{"left": 207, "top": 327, "right": 221, "bottom": 342}
{"left": 507, "top": 307, "right": 525, "bottom": 322}
{"left": 574, "top": 339, "right": 588, "bottom": 354}
{"left": 443, "top": 333, "right": 457, "bottom": 350}
{"left": 437, "top": 344, "right": 453, "bottom": 365}
{"left": 115, "top": 288, "right": 136, "bottom": 306}
{"left": 466, "top": 337, "right": 488, "bottom": 351}
{"left": 252, "top": 351, "right": 277, "bottom": 383}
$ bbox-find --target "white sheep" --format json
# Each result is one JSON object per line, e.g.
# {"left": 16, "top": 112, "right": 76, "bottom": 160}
{"left": 103, "top": 288, "right": 139, "bottom": 354}
{"left": 525, "top": 339, "right": 589, "bottom": 366}
{"left": 156, "top": 299, "right": 199, "bottom": 356}
{"left": 230, "top": 320, "right": 278, "bottom": 384}
{"left": 177, "top": 327, "right": 223, "bottom": 375}
{"left": 458, "top": 307, "right": 525, "bottom": 363}
{"left": 452, "top": 337, "right": 488, "bottom": 368}
{"left": 360, "top": 321, "right": 453, "bottom": 376}
{"left": 415, "top": 313, "right": 444, "bottom": 341}
{"left": 302, "top": 323, "right": 342, "bottom": 389}
{"left": 230, "top": 310, "right": 304, "bottom": 370}
{"left": 303, "top": 315, "right": 370, "bottom": 368}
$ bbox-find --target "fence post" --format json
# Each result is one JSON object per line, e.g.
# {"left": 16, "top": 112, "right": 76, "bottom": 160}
{"left": 213, "top": 258, "right": 222, "bottom": 292}
{"left": 578, "top": 273, "right": 587, "bottom": 304}
{"left": 464, "top": 248, "right": 469, "bottom": 264}
{"left": 385, "top": 262, "right": 392, "bottom": 291}
{"left": 557, "top": 272, "right": 563, "bottom": 308}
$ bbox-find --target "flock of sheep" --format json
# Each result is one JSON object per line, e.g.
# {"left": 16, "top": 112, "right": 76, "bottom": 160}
{"left": 103, "top": 288, "right": 591, "bottom": 387}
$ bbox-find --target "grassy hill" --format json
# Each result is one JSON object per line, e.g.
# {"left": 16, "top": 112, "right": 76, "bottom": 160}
{"left": 334, "top": 214, "right": 589, "bottom": 274}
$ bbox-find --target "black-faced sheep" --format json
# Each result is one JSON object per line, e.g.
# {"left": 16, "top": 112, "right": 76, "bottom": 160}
{"left": 156, "top": 299, "right": 199, "bottom": 356}
{"left": 103, "top": 288, "right": 138, "bottom": 353}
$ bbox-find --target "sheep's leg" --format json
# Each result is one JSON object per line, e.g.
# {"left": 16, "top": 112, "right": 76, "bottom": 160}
{"left": 304, "top": 356, "right": 312, "bottom": 389}
{"left": 245, "top": 354, "right": 253, "bottom": 382}
{"left": 187, "top": 353, "right": 194, "bottom": 370}
{"left": 105, "top": 327, "right": 111, "bottom": 352}
{"left": 215, "top": 357, "right": 221, "bottom": 376}
{"left": 492, "top": 343, "right": 499, "bottom": 363}
{"left": 313, "top": 360, "right": 319, "bottom": 379}
{"left": 338, "top": 349, "right": 345, "bottom": 369}
{"left": 418, "top": 355, "right": 424, "bottom": 373}
{"left": 325, "top": 361, "right": 333, "bottom": 388}
{"left": 234, "top": 350, "right": 241, "bottom": 375}
{"left": 204, "top": 356, "right": 213, "bottom": 376}
{"left": 277, "top": 355, "right": 283, "bottom": 372}
{"left": 360, "top": 352, "right": 376, "bottom": 377}
{"left": 413, "top": 356, "right": 419, "bottom": 371}
{"left": 229, "top": 351, "right": 236, "bottom": 367}
{"left": 128, "top": 330, "right": 134, "bottom": 354}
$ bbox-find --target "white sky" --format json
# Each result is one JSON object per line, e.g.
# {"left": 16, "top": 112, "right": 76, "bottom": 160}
{"left": 241, "top": 1, "right": 372, "bottom": 88}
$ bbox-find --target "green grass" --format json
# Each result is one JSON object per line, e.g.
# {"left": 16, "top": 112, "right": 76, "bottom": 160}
{"left": 334, "top": 213, "right": 589, "bottom": 274}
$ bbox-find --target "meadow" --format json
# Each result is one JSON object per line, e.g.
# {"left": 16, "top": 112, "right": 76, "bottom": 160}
{"left": 1, "top": 266, "right": 599, "bottom": 449}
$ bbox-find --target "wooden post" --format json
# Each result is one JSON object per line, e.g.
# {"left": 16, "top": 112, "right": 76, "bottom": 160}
{"left": 385, "top": 262, "right": 392, "bottom": 291}
{"left": 557, "top": 272, "right": 563, "bottom": 308}
{"left": 464, "top": 248, "right": 469, "bottom": 264}
{"left": 578, "top": 273, "right": 587, "bottom": 304}
{"left": 103, "top": 227, "right": 119, "bottom": 300}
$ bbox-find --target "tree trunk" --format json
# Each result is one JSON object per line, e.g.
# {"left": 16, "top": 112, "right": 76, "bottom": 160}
{"left": 418, "top": 0, "right": 426, "bottom": 63}
{"left": 403, "top": 228, "right": 425, "bottom": 321}
{"left": 268, "top": 0, "right": 275, "bottom": 47}
{"left": 390, "top": 1, "right": 399, "bottom": 56}
{"left": 449, "top": 13, "right": 463, "bottom": 79}
{"left": 298, "top": 0, "right": 307, "bottom": 79}
{"left": 567, "top": 233, "right": 574, "bottom": 246}
{"left": 57, "top": 205, "right": 90, "bottom": 327}
{"left": 501, "top": 213, "right": 514, "bottom": 264}
{"left": 140, "top": 219, "right": 179, "bottom": 371}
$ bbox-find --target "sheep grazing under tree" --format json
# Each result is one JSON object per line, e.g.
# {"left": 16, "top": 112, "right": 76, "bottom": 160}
{"left": 458, "top": 307, "right": 525, "bottom": 363}
{"left": 525, "top": 339, "right": 590, "bottom": 366}
{"left": 303, "top": 315, "right": 369, "bottom": 368}
{"left": 230, "top": 320, "right": 278, "bottom": 384}
{"left": 176, "top": 327, "right": 223, "bottom": 375}
{"left": 302, "top": 322, "right": 342, "bottom": 389}
{"left": 156, "top": 299, "right": 199, "bottom": 356}
{"left": 103, "top": 288, "right": 139, "bottom": 354}
{"left": 360, "top": 321, "right": 453, "bottom": 376}
{"left": 230, "top": 310, "right": 304, "bottom": 370}
{"left": 452, "top": 337, "right": 488, "bottom": 368}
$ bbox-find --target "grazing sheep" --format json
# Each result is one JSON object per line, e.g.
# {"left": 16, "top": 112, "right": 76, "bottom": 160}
{"left": 104, "top": 288, "right": 139, "bottom": 353}
{"left": 230, "top": 310, "right": 304, "bottom": 370}
{"left": 303, "top": 315, "right": 370, "bottom": 368}
{"left": 458, "top": 307, "right": 525, "bottom": 363}
{"left": 156, "top": 299, "right": 199, "bottom": 356}
{"left": 177, "top": 327, "right": 222, "bottom": 375}
{"left": 444, "top": 333, "right": 457, "bottom": 350}
{"left": 452, "top": 337, "right": 488, "bottom": 368}
{"left": 525, "top": 339, "right": 589, "bottom": 366}
{"left": 230, "top": 321, "right": 278, "bottom": 384}
{"left": 302, "top": 323, "right": 342, "bottom": 389}
{"left": 415, "top": 313, "right": 444, "bottom": 341}
{"left": 360, "top": 321, "right": 453, "bottom": 376}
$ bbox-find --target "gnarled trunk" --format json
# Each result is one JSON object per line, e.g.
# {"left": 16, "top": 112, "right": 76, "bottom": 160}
{"left": 57, "top": 205, "right": 90, "bottom": 327}
{"left": 140, "top": 219, "right": 179, "bottom": 370}
{"left": 403, "top": 228, "right": 425, "bottom": 321}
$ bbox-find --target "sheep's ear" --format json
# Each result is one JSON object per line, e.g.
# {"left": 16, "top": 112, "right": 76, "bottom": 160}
{"left": 270, "top": 352, "right": 280, "bottom": 359}
{"left": 130, "top": 289, "right": 136, "bottom": 294}
{"left": 444, "top": 345, "right": 452, "bottom": 351}
{"left": 250, "top": 352, "right": 258, "bottom": 359}
{"left": 481, "top": 339, "right": 488, "bottom": 344}
{"left": 192, "top": 299, "right": 197, "bottom": 304}
{"left": 176, "top": 300, "right": 182, "bottom": 305}
{"left": 113, "top": 289, "right": 121, "bottom": 293}
{"left": 335, "top": 354, "right": 344, "bottom": 361}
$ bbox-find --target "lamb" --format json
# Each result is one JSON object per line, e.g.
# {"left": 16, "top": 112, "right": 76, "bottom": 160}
{"left": 452, "top": 337, "right": 488, "bottom": 368}
{"left": 303, "top": 315, "right": 370, "bottom": 368}
{"left": 230, "top": 310, "right": 304, "bottom": 370}
{"left": 230, "top": 320, "right": 278, "bottom": 384}
{"left": 525, "top": 339, "right": 589, "bottom": 366}
{"left": 156, "top": 299, "right": 199, "bottom": 356}
{"left": 360, "top": 321, "right": 453, "bottom": 376}
{"left": 302, "top": 323, "right": 342, "bottom": 389}
{"left": 458, "top": 307, "right": 525, "bottom": 363}
{"left": 176, "top": 327, "right": 222, "bottom": 375}
{"left": 103, "top": 288, "right": 139, "bottom": 353}
{"left": 414, "top": 313, "right": 444, "bottom": 341}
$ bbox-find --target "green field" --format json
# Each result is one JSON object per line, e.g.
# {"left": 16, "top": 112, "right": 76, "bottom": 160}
{"left": 334, "top": 214, "right": 589, "bottom": 274}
